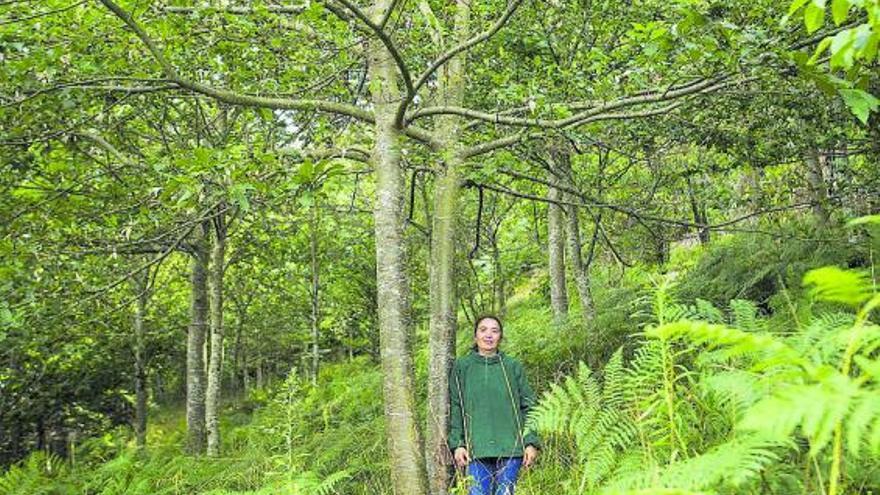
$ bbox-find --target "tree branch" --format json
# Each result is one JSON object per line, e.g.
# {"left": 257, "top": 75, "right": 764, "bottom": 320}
{"left": 410, "top": 74, "right": 734, "bottom": 126}
{"left": 322, "top": 0, "right": 415, "bottom": 96}
{"left": 461, "top": 101, "right": 686, "bottom": 159}
{"left": 96, "top": 0, "right": 436, "bottom": 146}
{"left": 395, "top": 0, "right": 526, "bottom": 127}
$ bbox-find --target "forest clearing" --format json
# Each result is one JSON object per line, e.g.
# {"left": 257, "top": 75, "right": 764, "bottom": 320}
{"left": 1, "top": 0, "right": 879, "bottom": 494}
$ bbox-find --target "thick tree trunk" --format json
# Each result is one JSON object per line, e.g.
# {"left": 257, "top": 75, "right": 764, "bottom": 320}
{"left": 310, "top": 194, "right": 321, "bottom": 385}
{"left": 426, "top": 159, "right": 459, "bottom": 495}
{"left": 547, "top": 168, "right": 569, "bottom": 325}
{"left": 132, "top": 269, "right": 149, "bottom": 450}
{"left": 206, "top": 211, "right": 226, "bottom": 457}
{"left": 186, "top": 223, "right": 209, "bottom": 455}
{"left": 367, "top": 9, "right": 428, "bottom": 494}
{"left": 425, "top": 4, "right": 471, "bottom": 491}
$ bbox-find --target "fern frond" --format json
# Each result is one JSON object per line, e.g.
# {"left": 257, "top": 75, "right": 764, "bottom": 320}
{"left": 647, "top": 320, "right": 806, "bottom": 369}
{"left": 693, "top": 299, "right": 725, "bottom": 324}
{"left": 655, "top": 435, "right": 783, "bottom": 489}
{"left": 728, "top": 299, "right": 765, "bottom": 333}
{"left": 699, "top": 370, "right": 765, "bottom": 420}
{"left": 845, "top": 390, "right": 880, "bottom": 457}
{"left": 803, "top": 266, "right": 873, "bottom": 307}
{"left": 738, "top": 368, "right": 859, "bottom": 454}
{"left": 792, "top": 312, "right": 854, "bottom": 365}
{"left": 603, "top": 349, "right": 626, "bottom": 409}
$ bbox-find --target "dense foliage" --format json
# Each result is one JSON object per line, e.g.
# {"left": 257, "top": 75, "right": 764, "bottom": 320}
{"left": 2, "top": 0, "right": 879, "bottom": 493}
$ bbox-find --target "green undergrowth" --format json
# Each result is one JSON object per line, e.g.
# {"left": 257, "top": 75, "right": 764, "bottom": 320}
{"left": 0, "top": 360, "right": 385, "bottom": 495}
{"left": 3, "top": 223, "right": 877, "bottom": 494}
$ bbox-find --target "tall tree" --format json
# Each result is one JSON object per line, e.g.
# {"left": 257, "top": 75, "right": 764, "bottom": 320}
{"left": 206, "top": 204, "right": 227, "bottom": 457}
{"left": 185, "top": 222, "right": 210, "bottom": 455}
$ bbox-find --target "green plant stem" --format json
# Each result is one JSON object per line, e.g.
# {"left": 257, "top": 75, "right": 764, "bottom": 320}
{"left": 827, "top": 304, "right": 873, "bottom": 495}
{"left": 661, "top": 341, "right": 686, "bottom": 459}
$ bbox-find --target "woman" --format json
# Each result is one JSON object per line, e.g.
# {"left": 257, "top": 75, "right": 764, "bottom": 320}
{"left": 448, "top": 315, "right": 540, "bottom": 495}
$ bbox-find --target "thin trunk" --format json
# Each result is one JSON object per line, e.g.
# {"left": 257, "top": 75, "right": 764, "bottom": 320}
{"left": 547, "top": 166, "right": 568, "bottom": 325}
{"left": 310, "top": 193, "right": 321, "bottom": 385}
{"left": 186, "top": 222, "right": 209, "bottom": 455}
{"left": 232, "top": 313, "right": 244, "bottom": 394}
{"left": 492, "top": 240, "right": 505, "bottom": 317}
{"left": 686, "top": 175, "right": 710, "bottom": 244}
{"left": 555, "top": 149, "right": 595, "bottom": 326}
{"left": 206, "top": 209, "right": 226, "bottom": 457}
{"left": 806, "top": 150, "right": 830, "bottom": 227}
{"left": 132, "top": 269, "right": 149, "bottom": 450}
{"left": 368, "top": 11, "right": 429, "bottom": 492}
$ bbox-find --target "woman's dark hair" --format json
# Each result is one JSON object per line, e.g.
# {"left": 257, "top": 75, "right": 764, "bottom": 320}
{"left": 472, "top": 315, "right": 504, "bottom": 349}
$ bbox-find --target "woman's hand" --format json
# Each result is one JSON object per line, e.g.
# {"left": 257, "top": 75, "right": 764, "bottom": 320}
{"left": 523, "top": 445, "right": 539, "bottom": 468}
{"left": 453, "top": 447, "right": 470, "bottom": 468}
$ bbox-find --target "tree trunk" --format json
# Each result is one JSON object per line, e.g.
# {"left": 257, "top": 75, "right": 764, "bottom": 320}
{"left": 426, "top": 160, "right": 459, "bottom": 495}
{"left": 186, "top": 222, "right": 209, "bottom": 455}
{"left": 806, "top": 150, "right": 831, "bottom": 227}
{"left": 547, "top": 167, "right": 569, "bottom": 325}
{"left": 132, "top": 269, "right": 149, "bottom": 450}
{"left": 425, "top": 3, "right": 471, "bottom": 491}
{"left": 554, "top": 149, "right": 595, "bottom": 326}
{"left": 206, "top": 209, "right": 226, "bottom": 457}
{"left": 492, "top": 240, "right": 505, "bottom": 317}
{"left": 367, "top": 11, "right": 429, "bottom": 493}
{"left": 686, "top": 175, "right": 710, "bottom": 244}
{"left": 310, "top": 193, "right": 321, "bottom": 385}
{"left": 232, "top": 313, "right": 244, "bottom": 394}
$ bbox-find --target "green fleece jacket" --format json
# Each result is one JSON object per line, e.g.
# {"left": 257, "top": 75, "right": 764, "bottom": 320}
{"left": 448, "top": 350, "right": 540, "bottom": 458}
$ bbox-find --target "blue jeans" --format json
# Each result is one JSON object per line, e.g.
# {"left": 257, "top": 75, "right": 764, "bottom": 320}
{"left": 467, "top": 457, "right": 523, "bottom": 495}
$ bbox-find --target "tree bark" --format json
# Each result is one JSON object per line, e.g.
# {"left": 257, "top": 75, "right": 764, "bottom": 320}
{"left": 553, "top": 148, "right": 595, "bottom": 326}
{"left": 186, "top": 222, "right": 210, "bottom": 455}
{"left": 492, "top": 240, "right": 505, "bottom": 317}
{"left": 806, "top": 149, "right": 831, "bottom": 227}
{"left": 310, "top": 192, "right": 321, "bottom": 385}
{"left": 132, "top": 268, "right": 149, "bottom": 450}
{"left": 425, "top": 4, "right": 471, "bottom": 491}
{"left": 426, "top": 159, "right": 459, "bottom": 495}
{"left": 367, "top": 5, "right": 428, "bottom": 493}
{"left": 686, "top": 175, "right": 710, "bottom": 244}
{"left": 232, "top": 313, "right": 244, "bottom": 394}
{"left": 547, "top": 165, "right": 569, "bottom": 325}
{"left": 206, "top": 209, "right": 226, "bottom": 457}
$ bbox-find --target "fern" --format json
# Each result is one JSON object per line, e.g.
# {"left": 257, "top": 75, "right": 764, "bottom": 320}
{"left": 646, "top": 320, "right": 807, "bottom": 370}
{"left": 728, "top": 299, "right": 765, "bottom": 333}
{"left": 606, "top": 435, "right": 783, "bottom": 491}
{"left": 803, "top": 266, "right": 873, "bottom": 307}
{"left": 529, "top": 350, "right": 641, "bottom": 491}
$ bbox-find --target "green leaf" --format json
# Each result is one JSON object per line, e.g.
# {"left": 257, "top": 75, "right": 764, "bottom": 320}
{"left": 847, "top": 215, "right": 880, "bottom": 226}
{"left": 809, "top": 37, "right": 833, "bottom": 63}
{"left": 831, "top": 0, "right": 850, "bottom": 24}
{"left": 830, "top": 29, "right": 857, "bottom": 68}
{"left": 804, "top": 3, "right": 826, "bottom": 33}
{"left": 803, "top": 266, "right": 873, "bottom": 306}
{"left": 788, "top": 0, "right": 811, "bottom": 16}
{"left": 838, "top": 88, "right": 880, "bottom": 124}
{"left": 854, "top": 356, "right": 880, "bottom": 380}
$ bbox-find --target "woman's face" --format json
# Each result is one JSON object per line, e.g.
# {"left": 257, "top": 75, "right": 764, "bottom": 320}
{"left": 474, "top": 318, "right": 502, "bottom": 354}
